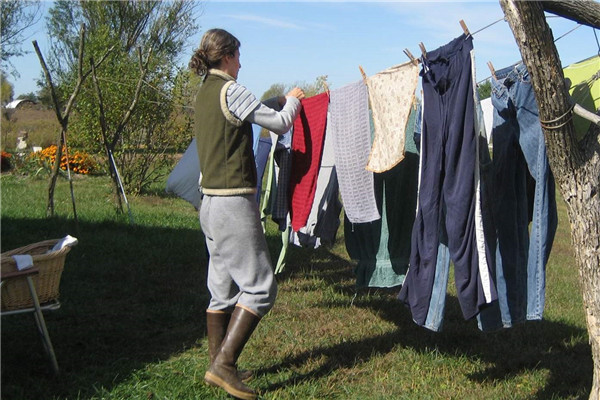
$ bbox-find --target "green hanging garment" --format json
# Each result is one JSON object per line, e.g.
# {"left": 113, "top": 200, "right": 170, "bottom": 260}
{"left": 345, "top": 105, "right": 419, "bottom": 288}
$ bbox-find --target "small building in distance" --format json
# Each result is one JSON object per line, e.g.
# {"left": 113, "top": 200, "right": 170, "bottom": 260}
{"left": 5, "top": 99, "right": 38, "bottom": 110}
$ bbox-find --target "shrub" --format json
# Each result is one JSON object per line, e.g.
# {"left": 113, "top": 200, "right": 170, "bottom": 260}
{"left": 1, "top": 151, "right": 12, "bottom": 172}
{"left": 30, "top": 145, "right": 100, "bottom": 175}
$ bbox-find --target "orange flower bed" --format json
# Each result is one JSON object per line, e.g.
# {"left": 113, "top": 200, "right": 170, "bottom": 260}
{"left": 1, "top": 151, "right": 12, "bottom": 171}
{"left": 33, "top": 145, "right": 99, "bottom": 175}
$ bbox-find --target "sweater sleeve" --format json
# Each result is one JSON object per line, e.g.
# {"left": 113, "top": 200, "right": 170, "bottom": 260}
{"left": 247, "top": 97, "right": 301, "bottom": 135}
{"left": 226, "top": 83, "right": 301, "bottom": 135}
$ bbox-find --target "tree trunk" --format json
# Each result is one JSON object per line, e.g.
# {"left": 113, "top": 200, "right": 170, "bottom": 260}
{"left": 107, "top": 149, "right": 124, "bottom": 213}
{"left": 46, "top": 126, "right": 66, "bottom": 217}
{"left": 35, "top": 26, "right": 114, "bottom": 219}
{"left": 541, "top": 0, "right": 600, "bottom": 29}
{"left": 500, "top": 1, "right": 600, "bottom": 399}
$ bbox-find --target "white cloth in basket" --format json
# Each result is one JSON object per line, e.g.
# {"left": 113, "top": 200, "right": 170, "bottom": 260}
{"left": 12, "top": 255, "right": 33, "bottom": 271}
{"left": 10, "top": 235, "right": 77, "bottom": 271}
{"left": 50, "top": 235, "right": 78, "bottom": 252}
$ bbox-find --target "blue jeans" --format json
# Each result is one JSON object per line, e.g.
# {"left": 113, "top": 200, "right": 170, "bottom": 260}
{"left": 423, "top": 212, "right": 450, "bottom": 331}
{"left": 478, "top": 63, "right": 558, "bottom": 331}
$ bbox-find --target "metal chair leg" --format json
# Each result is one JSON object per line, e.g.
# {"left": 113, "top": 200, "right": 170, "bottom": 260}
{"left": 26, "top": 276, "right": 59, "bottom": 374}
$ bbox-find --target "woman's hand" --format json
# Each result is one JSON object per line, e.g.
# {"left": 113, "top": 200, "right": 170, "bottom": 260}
{"left": 278, "top": 87, "right": 305, "bottom": 106}
{"left": 286, "top": 87, "right": 305, "bottom": 100}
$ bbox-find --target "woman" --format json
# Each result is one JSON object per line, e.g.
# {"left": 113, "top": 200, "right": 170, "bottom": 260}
{"left": 189, "top": 28, "right": 304, "bottom": 400}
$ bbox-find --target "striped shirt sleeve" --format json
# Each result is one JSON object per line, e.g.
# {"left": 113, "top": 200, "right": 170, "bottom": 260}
{"left": 226, "top": 82, "right": 261, "bottom": 121}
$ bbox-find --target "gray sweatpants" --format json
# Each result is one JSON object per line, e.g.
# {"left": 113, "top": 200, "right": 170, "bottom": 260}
{"left": 199, "top": 194, "right": 277, "bottom": 317}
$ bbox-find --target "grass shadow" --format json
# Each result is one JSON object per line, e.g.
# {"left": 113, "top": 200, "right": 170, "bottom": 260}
{"left": 1, "top": 212, "right": 593, "bottom": 399}
{"left": 263, "top": 245, "right": 592, "bottom": 399}
{"left": 1, "top": 216, "right": 210, "bottom": 399}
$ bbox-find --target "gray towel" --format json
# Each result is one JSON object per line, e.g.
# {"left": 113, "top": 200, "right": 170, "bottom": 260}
{"left": 330, "top": 80, "right": 380, "bottom": 224}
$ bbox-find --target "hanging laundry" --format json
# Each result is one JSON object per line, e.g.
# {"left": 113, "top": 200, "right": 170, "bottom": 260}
{"left": 165, "top": 138, "right": 203, "bottom": 209}
{"left": 478, "top": 62, "right": 558, "bottom": 332}
{"left": 260, "top": 130, "right": 293, "bottom": 274}
{"left": 398, "top": 34, "right": 497, "bottom": 328}
{"left": 292, "top": 111, "right": 342, "bottom": 248}
{"left": 562, "top": 55, "right": 600, "bottom": 139}
{"left": 365, "top": 60, "right": 419, "bottom": 173}
{"left": 254, "top": 137, "right": 272, "bottom": 204}
{"left": 402, "top": 82, "right": 495, "bottom": 333}
{"left": 167, "top": 135, "right": 273, "bottom": 210}
{"left": 345, "top": 105, "right": 419, "bottom": 288}
{"left": 260, "top": 133, "right": 276, "bottom": 229}
{"left": 289, "top": 92, "right": 330, "bottom": 232}
{"left": 329, "top": 80, "right": 380, "bottom": 224}
{"left": 262, "top": 130, "right": 293, "bottom": 231}
{"left": 479, "top": 97, "right": 494, "bottom": 146}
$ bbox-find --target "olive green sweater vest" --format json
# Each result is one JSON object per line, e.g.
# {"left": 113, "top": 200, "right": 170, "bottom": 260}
{"left": 194, "top": 71, "right": 257, "bottom": 196}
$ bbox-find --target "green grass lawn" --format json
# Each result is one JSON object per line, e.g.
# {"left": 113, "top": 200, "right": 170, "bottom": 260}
{"left": 0, "top": 173, "right": 592, "bottom": 399}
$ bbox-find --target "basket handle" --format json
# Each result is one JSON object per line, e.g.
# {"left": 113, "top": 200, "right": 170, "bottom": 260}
{"left": 1, "top": 268, "right": 40, "bottom": 281}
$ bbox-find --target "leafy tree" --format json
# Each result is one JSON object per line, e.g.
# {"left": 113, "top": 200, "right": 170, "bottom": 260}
{"left": 0, "top": 0, "right": 41, "bottom": 76}
{"left": 262, "top": 75, "right": 329, "bottom": 101}
{"left": 36, "top": 84, "right": 57, "bottom": 109}
{"left": 261, "top": 83, "right": 287, "bottom": 102}
{"left": 477, "top": 80, "right": 492, "bottom": 100}
{"left": 1, "top": 73, "right": 14, "bottom": 105}
{"left": 17, "top": 92, "right": 39, "bottom": 102}
{"left": 46, "top": 0, "right": 200, "bottom": 200}
{"left": 1, "top": 73, "right": 16, "bottom": 146}
{"left": 173, "top": 68, "right": 203, "bottom": 115}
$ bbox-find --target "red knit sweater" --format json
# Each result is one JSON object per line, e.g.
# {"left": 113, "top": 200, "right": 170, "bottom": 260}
{"left": 289, "top": 92, "right": 329, "bottom": 232}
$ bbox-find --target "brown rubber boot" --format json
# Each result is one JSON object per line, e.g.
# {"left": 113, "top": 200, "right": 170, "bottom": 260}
{"left": 206, "top": 310, "right": 253, "bottom": 382}
{"left": 204, "top": 306, "right": 260, "bottom": 400}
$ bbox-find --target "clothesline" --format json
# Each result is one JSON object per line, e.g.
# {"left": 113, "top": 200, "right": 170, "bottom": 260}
{"left": 554, "top": 23, "right": 583, "bottom": 42}
{"left": 474, "top": 19, "right": 592, "bottom": 84}
{"left": 403, "top": 17, "right": 505, "bottom": 67}
{"left": 95, "top": 14, "right": 592, "bottom": 109}
{"left": 91, "top": 16, "right": 508, "bottom": 103}
{"left": 470, "top": 16, "right": 505, "bottom": 36}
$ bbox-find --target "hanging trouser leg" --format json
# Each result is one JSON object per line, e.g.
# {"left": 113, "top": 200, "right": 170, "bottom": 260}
{"left": 399, "top": 34, "right": 496, "bottom": 326}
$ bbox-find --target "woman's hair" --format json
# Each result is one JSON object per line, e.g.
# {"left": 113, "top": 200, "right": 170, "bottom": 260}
{"left": 189, "top": 28, "right": 241, "bottom": 76}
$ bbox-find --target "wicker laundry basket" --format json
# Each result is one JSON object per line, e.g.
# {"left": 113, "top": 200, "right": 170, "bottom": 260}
{"left": 1, "top": 239, "right": 72, "bottom": 311}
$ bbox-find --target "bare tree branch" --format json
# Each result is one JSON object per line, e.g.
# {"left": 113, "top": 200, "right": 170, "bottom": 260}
{"left": 61, "top": 23, "right": 87, "bottom": 122}
{"left": 541, "top": 0, "right": 600, "bottom": 29}
{"left": 91, "top": 56, "right": 124, "bottom": 212}
{"left": 90, "top": 58, "right": 110, "bottom": 149}
{"left": 32, "top": 23, "right": 117, "bottom": 217}
{"left": 33, "top": 39, "right": 67, "bottom": 127}
{"left": 110, "top": 46, "right": 152, "bottom": 150}
{"left": 501, "top": 3, "right": 600, "bottom": 398}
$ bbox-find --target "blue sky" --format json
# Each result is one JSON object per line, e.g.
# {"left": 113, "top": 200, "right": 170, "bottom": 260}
{"left": 9, "top": 1, "right": 600, "bottom": 99}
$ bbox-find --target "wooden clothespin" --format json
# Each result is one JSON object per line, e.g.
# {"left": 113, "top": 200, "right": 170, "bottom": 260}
{"left": 403, "top": 48, "right": 419, "bottom": 66}
{"left": 419, "top": 42, "right": 427, "bottom": 59}
{"left": 459, "top": 20, "right": 470, "bottom": 37}
{"left": 359, "top": 65, "right": 367, "bottom": 84}
{"left": 322, "top": 81, "right": 330, "bottom": 98}
{"left": 487, "top": 61, "right": 497, "bottom": 79}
